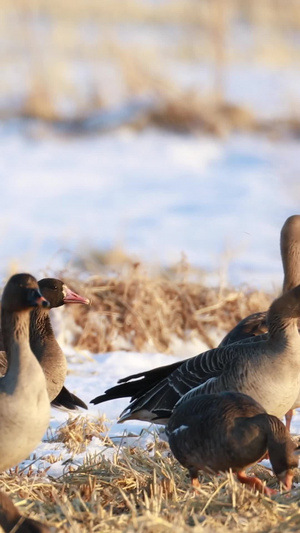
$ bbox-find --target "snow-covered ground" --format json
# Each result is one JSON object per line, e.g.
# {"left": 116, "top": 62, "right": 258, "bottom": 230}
{"left": 1, "top": 127, "right": 300, "bottom": 291}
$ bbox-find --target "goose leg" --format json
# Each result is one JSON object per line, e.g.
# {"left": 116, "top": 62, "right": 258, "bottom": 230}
{"left": 285, "top": 409, "right": 293, "bottom": 432}
{"left": 236, "top": 471, "right": 276, "bottom": 497}
{"left": 189, "top": 468, "right": 200, "bottom": 489}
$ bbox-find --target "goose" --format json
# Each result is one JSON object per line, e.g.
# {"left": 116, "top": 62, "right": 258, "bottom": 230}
{"left": 0, "top": 278, "right": 89, "bottom": 410}
{"left": 220, "top": 215, "right": 300, "bottom": 347}
{"left": 0, "top": 273, "right": 52, "bottom": 531}
{"left": 218, "top": 214, "right": 300, "bottom": 430}
{"left": 91, "top": 283, "right": 300, "bottom": 424}
{"left": 29, "top": 278, "right": 89, "bottom": 409}
{"left": 166, "top": 391, "right": 298, "bottom": 495}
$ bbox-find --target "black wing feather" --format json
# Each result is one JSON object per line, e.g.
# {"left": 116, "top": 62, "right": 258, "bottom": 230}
{"left": 52, "top": 386, "right": 88, "bottom": 410}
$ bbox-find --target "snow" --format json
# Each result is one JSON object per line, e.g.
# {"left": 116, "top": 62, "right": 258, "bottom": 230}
{"left": 1, "top": 128, "right": 300, "bottom": 292}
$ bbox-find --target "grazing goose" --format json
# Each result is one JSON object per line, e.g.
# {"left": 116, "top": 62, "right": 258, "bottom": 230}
{"left": 166, "top": 391, "right": 298, "bottom": 495}
{"left": 0, "top": 278, "right": 89, "bottom": 410}
{"left": 0, "top": 273, "right": 52, "bottom": 531}
{"left": 91, "top": 283, "right": 300, "bottom": 424}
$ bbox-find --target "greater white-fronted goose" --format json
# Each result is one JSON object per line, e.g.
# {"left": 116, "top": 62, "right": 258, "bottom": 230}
{"left": 166, "top": 391, "right": 298, "bottom": 495}
{"left": 220, "top": 215, "right": 300, "bottom": 347}
{"left": 0, "top": 278, "right": 89, "bottom": 410}
{"left": 30, "top": 278, "right": 89, "bottom": 409}
{"left": 91, "top": 283, "right": 300, "bottom": 424}
{"left": 0, "top": 273, "right": 52, "bottom": 531}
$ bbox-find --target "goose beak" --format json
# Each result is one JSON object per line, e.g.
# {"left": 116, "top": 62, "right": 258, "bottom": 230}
{"left": 38, "top": 296, "right": 51, "bottom": 308}
{"left": 63, "top": 285, "right": 90, "bottom": 305}
{"left": 277, "top": 469, "right": 294, "bottom": 491}
{"left": 29, "top": 291, "right": 50, "bottom": 308}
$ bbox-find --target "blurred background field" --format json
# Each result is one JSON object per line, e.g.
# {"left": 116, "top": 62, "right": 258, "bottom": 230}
{"left": 2, "top": 0, "right": 300, "bottom": 131}
{"left": 0, "top": 0, "right": 300, "bottom": 291}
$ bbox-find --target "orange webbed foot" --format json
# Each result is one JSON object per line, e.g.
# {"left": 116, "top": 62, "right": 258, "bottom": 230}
{"left": 237, "top": 471, "right": 277, "bottom": 496}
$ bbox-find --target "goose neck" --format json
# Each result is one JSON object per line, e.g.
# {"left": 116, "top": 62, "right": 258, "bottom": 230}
{"left": 1, "top": 308, "right": 31, "bottom": 378}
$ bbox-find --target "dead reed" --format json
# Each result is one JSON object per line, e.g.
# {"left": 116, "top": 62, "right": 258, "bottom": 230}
{"left": 56, "top": 253, "right": 274, "bottom": 355}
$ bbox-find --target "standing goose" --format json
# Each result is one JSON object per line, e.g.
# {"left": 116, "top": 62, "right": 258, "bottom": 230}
{"left": 166, "top": 391, "right": 298, "bottom": 495}
{"left": 0, "top": 273, "right": 52, "bottom": 531}
{"left": 91, "top": 283, "right": 300, "bottom": 424}
{"left": 0, "top": 278, "right": 89, "bottom": 410}
{"left": 30, "top": 278, "right": 89, "bottom": 409}
{"left": 218, "top": 215, "right": 300, "bottom": 430}
{"left": 220, "top": 215, "right": 300, "bottom": 347}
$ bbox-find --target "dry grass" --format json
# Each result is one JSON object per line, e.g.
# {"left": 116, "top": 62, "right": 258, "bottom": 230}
{"left": 2, "top": 419, "right": 300, "bottom": 532}
{"left": 52, "top": 416, "right": 109, "bottom": 455}
{"left": 2, "top": 0, "right": 300, "bottom": 30}
{"left": 145, "top": 95, "right": 256, "bottom": 136}
{"left": 56, "top": 253, "right": 274, "bottom": 354}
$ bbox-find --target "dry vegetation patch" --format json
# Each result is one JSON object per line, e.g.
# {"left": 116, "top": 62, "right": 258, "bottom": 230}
{"left": 52, "top": 415, "right": 109, "bottom": 454}
{"left": 57, "top": 255, "right": 274, "bottom": 354}
{"left": 2, "top": 420, "right": 300, "bottom": 532}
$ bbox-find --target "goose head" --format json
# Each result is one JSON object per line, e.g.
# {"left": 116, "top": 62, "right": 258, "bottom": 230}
{"left": 281, "top": 215, "right": 300, "bottom": 292}
{"left": 38, "top": 278, "right": 90, "bottom": 308}
{"left": 268, "top": 424, "right": 299, "bottom": 490}
{"left": 272, "top": 453, "right": 298, "bottom": 491}
{"left": 2, "top": 274, "right": 50, "bottom": 312}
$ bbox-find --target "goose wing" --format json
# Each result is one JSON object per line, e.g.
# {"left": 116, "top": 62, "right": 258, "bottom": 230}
{"left": 90, "top": 359, "right": 185, "bottom": 405}
{"left": 51, "top": 386, "right": 87, "bottom": 410}
{"left": 118, "top": 342, "right": 246, "bottom": 423}
{"left": 219, "top": 311, "right": 268, "bottom": 347}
